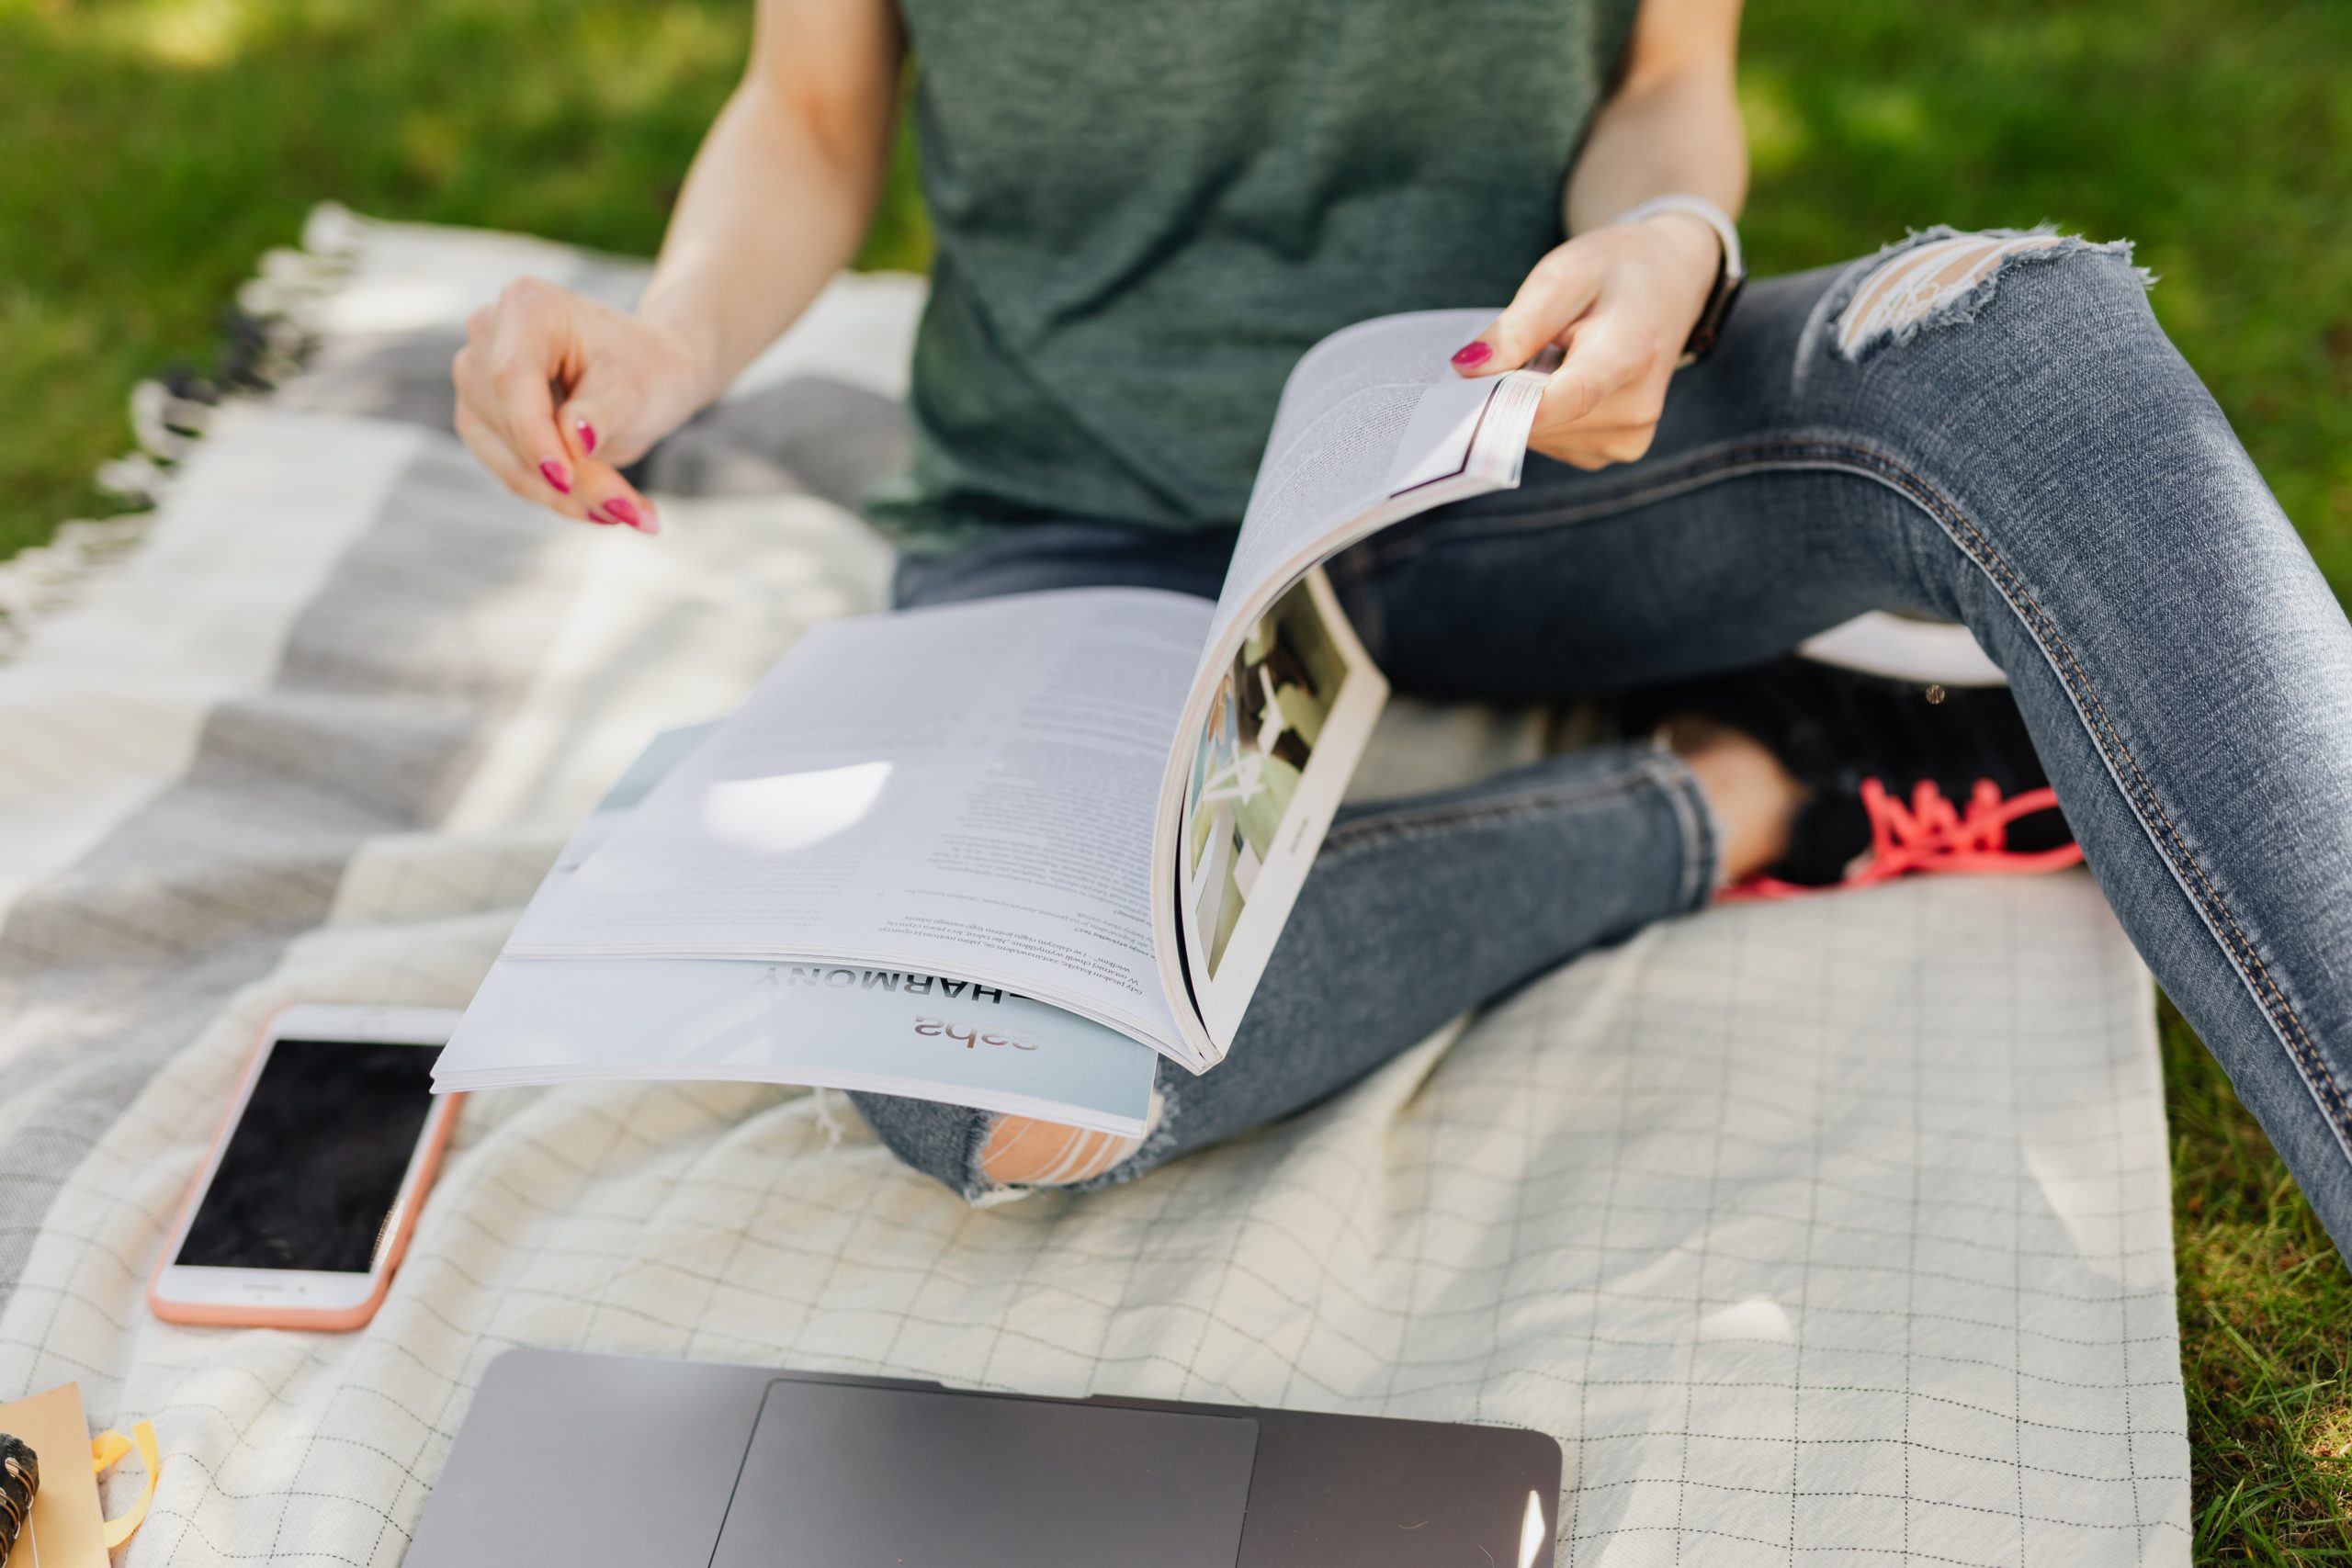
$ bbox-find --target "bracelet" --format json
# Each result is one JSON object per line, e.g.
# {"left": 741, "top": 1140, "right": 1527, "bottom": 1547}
{"left": 1611, "top": 195, "right": 1747, "bottom": 364}
{"left": 1612, "top": 194, "right": 1744, "bottom": 278}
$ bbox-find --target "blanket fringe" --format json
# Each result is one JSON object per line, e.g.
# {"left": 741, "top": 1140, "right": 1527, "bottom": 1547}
{"left": 0, "top": 203, "right": 367, "bottom": 660}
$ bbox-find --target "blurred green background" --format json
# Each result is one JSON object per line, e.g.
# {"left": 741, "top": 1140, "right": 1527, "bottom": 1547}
{"left": 3, "top": 0, "right": 2347, "bottom": 1555}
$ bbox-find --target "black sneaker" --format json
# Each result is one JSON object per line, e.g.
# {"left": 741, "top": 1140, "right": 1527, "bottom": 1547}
{"left": 1620, "top": 657, "right": 2081, "bottom": 897}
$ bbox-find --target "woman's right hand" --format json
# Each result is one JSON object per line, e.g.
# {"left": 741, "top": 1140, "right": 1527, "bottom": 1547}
{"left": 451, "top": 276, "right": 718, "bottom": 534}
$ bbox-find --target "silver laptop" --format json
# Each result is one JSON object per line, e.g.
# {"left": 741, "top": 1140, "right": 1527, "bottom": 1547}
{"left": 408, "top": 1348, "right": 1561, "bottom": 1567}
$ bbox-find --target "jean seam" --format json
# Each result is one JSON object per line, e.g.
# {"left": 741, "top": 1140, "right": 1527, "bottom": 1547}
{"left": 1810, "top": 437, "right": 2352, "bottom": 1162}
{"left": 1655, "top": 750, "right": 1722, "bottom": 910}
{"left": 1320, "top": 761, "right": 1666, "bottom": 859}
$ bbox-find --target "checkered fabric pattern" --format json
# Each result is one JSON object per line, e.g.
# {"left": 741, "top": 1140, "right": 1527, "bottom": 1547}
{"left": 0, "top": 210, "right": 2188, "bottom": 1566}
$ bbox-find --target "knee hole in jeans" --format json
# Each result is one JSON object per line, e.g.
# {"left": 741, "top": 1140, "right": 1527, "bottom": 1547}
{"left": 977, "top": 1087, "right": 1163, "bottom": 1188}
{"left": 1833, "top": 232, "right": 2067, "bottom": 359}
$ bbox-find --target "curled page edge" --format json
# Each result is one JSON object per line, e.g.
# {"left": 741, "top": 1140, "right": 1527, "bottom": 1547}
{"left": 1148, "top": 367, "right": 1550, "bottom": 1068}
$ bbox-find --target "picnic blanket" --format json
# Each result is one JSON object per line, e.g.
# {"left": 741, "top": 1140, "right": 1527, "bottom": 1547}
{"left": 0, "top": 208, "right": 2192, "bottom": 1566}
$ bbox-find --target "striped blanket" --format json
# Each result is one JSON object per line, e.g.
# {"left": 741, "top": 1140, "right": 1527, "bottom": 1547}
{"left": 0, "top": 209, "right": 2190, "bottom": 1565}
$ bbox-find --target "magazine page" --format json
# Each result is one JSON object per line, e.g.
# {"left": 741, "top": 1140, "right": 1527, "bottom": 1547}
{"left": 1150, "top": 310, "right": 1550, "bottom": 1065}
{"left": 441, "top": 722, "right": 1160, "bottom": 1131}
{"left": 1172, "top": 567, "right": 1385, "bottom": 1043}
{"left": 506, "top": 587, "right": 1214, "bottom": 1061}
{"left": 439, "top": 958, "right": 1159, "bottom": 1135}
{"left": 1202, "top": 309, "right": 1549, "bottom": 652}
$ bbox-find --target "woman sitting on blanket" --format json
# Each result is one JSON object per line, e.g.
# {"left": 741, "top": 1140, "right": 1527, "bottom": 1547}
{"left": 452, "top": 0, "right": 2352, "bottom": 1258}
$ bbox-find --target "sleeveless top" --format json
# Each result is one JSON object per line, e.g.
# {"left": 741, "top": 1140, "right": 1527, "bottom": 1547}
{"left": 871, "top": 0, "right": 1641, "bottom": 549}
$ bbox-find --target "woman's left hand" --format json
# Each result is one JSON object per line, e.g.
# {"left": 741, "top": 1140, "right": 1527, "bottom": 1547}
{"left": 1450, "top": 213, "right": 1723, "bottom": 469}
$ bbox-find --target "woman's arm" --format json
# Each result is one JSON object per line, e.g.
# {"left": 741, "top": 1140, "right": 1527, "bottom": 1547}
{"left": 1566, "top": 0, "right": 1747, "bottom": 234}
{"left": 639, "top": 0, "right": 905, "bottom": 397}
{"left": 1452, "top": 0, "right": 1746, "bottom": 469}
{"left": 453, "top": 0, "right": 904, "bottom": 529}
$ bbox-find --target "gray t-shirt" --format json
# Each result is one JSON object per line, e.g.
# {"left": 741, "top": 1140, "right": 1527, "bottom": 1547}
{"left": 871, "top": 0, "right": 1640, "bottom": 550}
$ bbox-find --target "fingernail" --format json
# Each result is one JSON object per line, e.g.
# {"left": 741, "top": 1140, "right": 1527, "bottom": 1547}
{"left": 575, "top": 418, "right": 597, "bottom": 455}
{"left": 585, "top": 504, "right": 619, "bottom": 526}
{"left": 603, "top": 496, "right": 655, "bottom": 534}
{"left": 538, "top": 459, "right": 571, "bottom": 494}
{"left": 1450, "top": 342, "right": 1494, "bottom": 369}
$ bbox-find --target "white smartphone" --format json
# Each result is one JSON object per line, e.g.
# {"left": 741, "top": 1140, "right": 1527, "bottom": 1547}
{"left": 149, "top": 1004, "right": 465, "bottom": 1331}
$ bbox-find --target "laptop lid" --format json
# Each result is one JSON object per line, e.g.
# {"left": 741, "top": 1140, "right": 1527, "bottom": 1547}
{"left": 407, "top": 1348, "right": 1561, "bottom": 1568}
{"left": 709, "top": 1377, "right": 1257, "bottom": 1568}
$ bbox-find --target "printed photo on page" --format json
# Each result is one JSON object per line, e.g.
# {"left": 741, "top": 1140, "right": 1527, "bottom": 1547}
{"left": 1177, "top": 568, "right": 1385, "bottom": 1037}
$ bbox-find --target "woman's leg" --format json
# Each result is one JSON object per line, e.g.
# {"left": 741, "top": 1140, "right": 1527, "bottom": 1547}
{"left": 1330, "top": 230, "right": 2352, "bottom": 1260}
{"left": 847, "top": 525, "right": 1760, "bottom": 1198}
{"left": 860, "top": 739, "right": 1732, "bottom": 1195}
{"left": 862, "top": 231, "right": 2352, "bottom": 1251}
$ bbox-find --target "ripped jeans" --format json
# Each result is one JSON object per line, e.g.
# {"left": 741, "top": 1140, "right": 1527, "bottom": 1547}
{"left": 849, "top": 231, "right": 2352, "bottom": 1265}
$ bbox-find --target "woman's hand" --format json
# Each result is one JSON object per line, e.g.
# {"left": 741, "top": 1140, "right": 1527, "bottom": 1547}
{"left": 1450, "top": 213, "right": 1723, "bottom": 469}
{"left": 451, "top": 277, "right": 718, "bottom": 533}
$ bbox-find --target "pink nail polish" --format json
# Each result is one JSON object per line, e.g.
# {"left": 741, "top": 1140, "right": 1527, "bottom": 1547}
{"left": 539, "top": 459, "right": 571, "bottom": 494}
{"left": 1450, "top": 342, "right": 1494, "bottom": 369}
{"left": 575, "top": 418, "right": 597, "bottom": 455}
{"left": 602, "top": 496, "right": 654, "bottom": 533}
{"left": 585, "top": 504, "right": 618, "bottom": 525}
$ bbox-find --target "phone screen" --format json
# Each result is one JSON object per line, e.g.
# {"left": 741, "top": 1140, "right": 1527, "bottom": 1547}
{"left": 176, "top": 1038, "right": 440, "bottom": 1273}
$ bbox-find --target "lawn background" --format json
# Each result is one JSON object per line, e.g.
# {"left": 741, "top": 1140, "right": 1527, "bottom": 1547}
{"left": 4, "top": 0, "right": 2347, "bottom": 1556}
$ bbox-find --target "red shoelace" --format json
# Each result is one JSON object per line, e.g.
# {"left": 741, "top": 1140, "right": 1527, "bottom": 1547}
{"left": 1724, "top": 777, "right": 2085, "bottom": 902}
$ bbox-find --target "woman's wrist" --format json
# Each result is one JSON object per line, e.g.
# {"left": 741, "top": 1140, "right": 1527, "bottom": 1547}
{"left": 1634, "top": 210, "right": 1726, "bottom": 316}
{"left": 636, "top": 293, "right": 729, "bottom": 409}
{"left": 1611, "top": 194, "right": 1745, "bottom": 360}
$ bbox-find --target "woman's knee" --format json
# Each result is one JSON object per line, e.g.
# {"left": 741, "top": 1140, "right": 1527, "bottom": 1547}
{"left": 853, "top": 1086, "right": 1160, "bottom": 1197}
{"left": 974, "top": 1117, "right": 1142, "bottom": 1185}
{"left": 1827, "top": 226, "right": 2154, "bottom": 365}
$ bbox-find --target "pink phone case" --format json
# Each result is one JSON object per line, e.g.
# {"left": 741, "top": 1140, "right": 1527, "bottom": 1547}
{"left": 148, "top": 1007, "right": 463, "bottom": 1332}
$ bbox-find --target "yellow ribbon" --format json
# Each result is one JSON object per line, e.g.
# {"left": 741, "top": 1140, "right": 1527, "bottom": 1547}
{"left": 90, "top": 1419, "right": 160, "bottom": 1550}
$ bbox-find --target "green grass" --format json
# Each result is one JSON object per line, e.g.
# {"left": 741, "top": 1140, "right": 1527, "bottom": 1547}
{"left": 5, "top": 0, "right": 2348, "bottom": 1555}
{"left": 0, "top": 0, "right": 930, "bottom": 560}
{"left": 2167, "top": 1001, "right": 2352, "bottom": 1560}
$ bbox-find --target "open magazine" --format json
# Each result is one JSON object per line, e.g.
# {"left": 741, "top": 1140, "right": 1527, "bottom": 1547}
{"left": 436, "top": 310, "right": 1548, "bottom": 1120}
{"left": 443, "top": 724, "right": 1162, "bottom": 1132}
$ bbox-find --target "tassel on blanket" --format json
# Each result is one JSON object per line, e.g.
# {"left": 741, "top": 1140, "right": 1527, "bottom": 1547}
{"left": 6, "top": 204, "right": 363, "bottom": 666}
